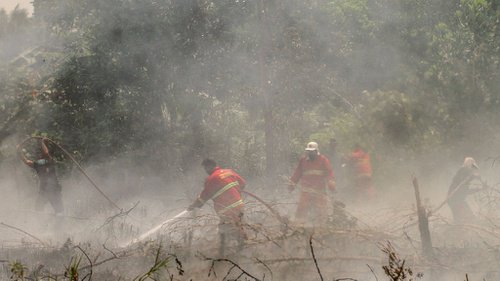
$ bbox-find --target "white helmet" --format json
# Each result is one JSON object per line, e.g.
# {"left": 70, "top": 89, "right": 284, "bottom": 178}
{"left": 305, "top": 141, "right": 319, "bottom": 151}
{"left": 463, "top": 157, "right": 478, "bottom": 169}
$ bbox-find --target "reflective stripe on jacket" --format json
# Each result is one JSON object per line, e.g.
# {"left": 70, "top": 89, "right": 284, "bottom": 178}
{"left": 291, "top": 155, "right": 335, "bottom": 191}
{"left": 349, "top": 149, "right": 372, "bottom": 178}
{"left": 199, "top": 167, "right": 246, "bottom": 215}
{"left": 219, "top": 199, "right": 244, "bottom": 215}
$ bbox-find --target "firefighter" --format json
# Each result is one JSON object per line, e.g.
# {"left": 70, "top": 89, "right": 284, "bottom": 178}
{"left": 289, "top": 142, "right": 336, "bottom": 225}
{"left": 447, "top": 157, "right": 481, "bottom": 224}
{"left": 188, "top": 158, "right": 247, "bottom": 254}
{"left": 344, "top": 143, "right": 374, "bottom": 203}
{"left": 18, "top": 138, "right": 64, "bottom": 215}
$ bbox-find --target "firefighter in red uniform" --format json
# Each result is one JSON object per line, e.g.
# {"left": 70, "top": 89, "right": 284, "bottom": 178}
{"left": 289, "top": 142, "right": 336, "bottom": 224}
{"left": 188, "top": 159, "right": 246, "bottom": 254}
{"left": 345, "top": 144, "right": 374, "bottom": 203}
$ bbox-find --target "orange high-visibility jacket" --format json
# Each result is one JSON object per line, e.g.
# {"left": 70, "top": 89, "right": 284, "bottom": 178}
{"left": 291, "top": 155, "right": 335, "bottom": 192}
{"left": 198, "top": 167, "right": 246, "bottom": 217}
{"left": 349, "top": 148, "right": 372, "bottom": 178}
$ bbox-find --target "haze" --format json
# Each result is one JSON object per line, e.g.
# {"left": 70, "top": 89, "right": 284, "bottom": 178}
{"left": 0, "top": 0, "right": 33, "bottom": 14}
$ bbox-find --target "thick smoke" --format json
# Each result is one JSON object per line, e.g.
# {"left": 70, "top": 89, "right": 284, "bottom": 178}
{"left": 0, "top": 0, "right": 499, "bottom": 280}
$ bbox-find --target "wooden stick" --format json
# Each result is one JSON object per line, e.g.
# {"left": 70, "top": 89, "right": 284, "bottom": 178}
{"left": 412, "top": 176, "right": 433, "bottom": 259}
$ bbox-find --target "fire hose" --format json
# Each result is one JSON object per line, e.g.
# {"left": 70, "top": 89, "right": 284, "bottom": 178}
{"left": 17, "top": 136, "right": 121, "bottom": 211}
{"left": 127, "top": 191, "right": 290, "bottom": 248}
{"left": 242, "top": 190, "right": 289, "bottom": 225}
{"left": 430, "top": 175, "right": 487, "bottom": 215}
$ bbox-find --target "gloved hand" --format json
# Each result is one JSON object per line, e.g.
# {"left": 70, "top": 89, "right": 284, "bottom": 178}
{"left": 187, "top": 198, "right": 203, "bottom": 211}
{"left": 187, "top": 202, "right": 200, "bottom": 211}
{"left": 328, "top": 180, "right": 336, "bottom": 191}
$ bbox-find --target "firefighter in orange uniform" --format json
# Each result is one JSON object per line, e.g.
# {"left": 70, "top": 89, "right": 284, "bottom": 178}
{"left": 188, "top": 159, "right": 246, "bottom": 253}
{"left": 345, "top": 144, "right": 374, "bottom": 202}
{"left": 289, "top": 142, "right": 336, "bottom": 224}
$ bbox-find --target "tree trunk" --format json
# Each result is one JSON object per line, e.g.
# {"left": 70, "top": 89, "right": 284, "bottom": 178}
{"left": 259, "top": 0, "right": 277, "bottom": 177}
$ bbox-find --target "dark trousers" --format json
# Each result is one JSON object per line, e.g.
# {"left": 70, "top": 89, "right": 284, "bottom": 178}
{"left": 36, "top": 187, "right": 64, "bottom": 214}
{"left": 448, "top": 199, "right": 475, "bottom": 224}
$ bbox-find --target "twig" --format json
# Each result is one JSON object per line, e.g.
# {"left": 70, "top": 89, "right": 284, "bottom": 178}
{"left": 255, "top": 257, "right": 273, "bottom": 280}
{"left": 134, "top": 244, "right": 171, "bottom": 281}
{"left": 96, "top": 201, "right": 140, "bottom": 231}
{"left": 171, "top": 254, "right": 184, "bottom": 276}
{"left": 485, "top": 156, "right": 500, "bottom": 168}
{"left": 103, "top": 243, "right": 118, "bottom": 258}
{"left": 309, "top": 234, "right": 324, "bottom": 281}
{"left": 44, "top": 247, "right": 138, "bottom": 281}
{"left": 0, "top": 222, "right": 48, "bottom": 246}
{"left": 242, "top": 190, "right": 289, "bottom": 227}
{"left": 208, "top": 260, "right": 217, "bottom": 278}
{"left": 324, "top": 86, "right": 361, "bottom": 119}
{"left": 203, "top": 255, "right": 262, "bottom": 281}
{"left": 75, "top": 246, "right": 93, "bottom": 281}
{"left": 222, "top": 265, "right": 236, "bottom": 281}
{"left": 244, "top": 223, "right": 282, "bottom": 248}
{"left": 80, "top": 247, "right": 138, "bottom": 271}
{"left": 367, "top": 264, "right": 378, "bottom": 281}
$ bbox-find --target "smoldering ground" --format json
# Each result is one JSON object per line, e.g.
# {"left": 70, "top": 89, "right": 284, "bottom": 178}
{"left": 1, "top": 150, "right": 500, "bottom": 280}
{"left": 1, "top": 0, "right": 500, "bottom": 280}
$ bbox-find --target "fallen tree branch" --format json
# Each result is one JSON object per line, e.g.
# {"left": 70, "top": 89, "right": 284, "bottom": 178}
{"left": 258, "top": 256, "right": 381, "bottom": 265}
{"left": 102, "top": 243, "right": 118, "bottom": 258}
{"left": 0, "top": 222, "right": 49, "bottom": 247}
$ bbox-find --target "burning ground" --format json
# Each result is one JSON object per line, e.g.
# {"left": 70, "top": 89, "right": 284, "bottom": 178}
{"left": 1, "top": 168, "right": 500, "bottom": 280}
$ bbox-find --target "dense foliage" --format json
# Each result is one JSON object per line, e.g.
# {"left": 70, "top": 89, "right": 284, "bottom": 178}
{"left": 0, "top": 0, "right": 499, "bottom": 185}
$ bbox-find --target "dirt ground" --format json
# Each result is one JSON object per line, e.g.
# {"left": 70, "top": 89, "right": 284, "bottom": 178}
{"left": 1, "top": 191, "right": 500, "bottom": 281}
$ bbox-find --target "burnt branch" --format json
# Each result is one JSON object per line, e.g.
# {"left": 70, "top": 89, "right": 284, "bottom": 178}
{"left": 309, "top": 234, "right": 324, "bottom": 281}
{"left": 75, "top": 246, "right": 93, "bottom": 281}
{"left": 96, "top": 201, "right": 140, "bottom": 231}
{"left": 203, "top": 255, "right": 262, "bottom": 281}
